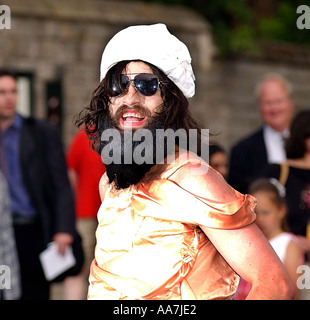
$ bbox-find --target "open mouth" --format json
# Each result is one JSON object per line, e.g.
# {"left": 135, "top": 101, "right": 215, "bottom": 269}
{"left": 120, "top": 110, "right": 147, "bottom": 127}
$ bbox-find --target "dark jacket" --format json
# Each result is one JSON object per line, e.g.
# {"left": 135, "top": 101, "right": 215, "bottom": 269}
{"left": 19, "top": 117, "right": 75, "bottom": 245}
{"left": 228, "top": 127, "right": 268, "bottom": 194}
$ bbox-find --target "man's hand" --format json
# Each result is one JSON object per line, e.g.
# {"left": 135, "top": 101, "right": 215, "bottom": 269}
{"left": 53, "top": 232, "right": 74, "bottom": 255}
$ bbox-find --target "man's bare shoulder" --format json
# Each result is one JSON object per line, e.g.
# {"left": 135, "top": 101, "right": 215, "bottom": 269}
{"left": 99, "top": 172, "right": 110, "bottom": 201}
{"left": 168, "top": 161, "right": 238, "bottom": 203}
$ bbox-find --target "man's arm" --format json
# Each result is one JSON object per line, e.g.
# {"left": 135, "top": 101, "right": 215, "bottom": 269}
{"left": 99, "top": 172, "right": 109, "bottom": 201}
{"left": 170, "top": 161, "right": 294, "bottom": 299}
{"left": 200, "top": 222, "right": 295, "bottom": 299}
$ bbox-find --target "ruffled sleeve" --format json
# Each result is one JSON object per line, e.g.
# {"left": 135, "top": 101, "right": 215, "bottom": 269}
{"left": 131, "top": 153, "right": 256, "bottom": 230}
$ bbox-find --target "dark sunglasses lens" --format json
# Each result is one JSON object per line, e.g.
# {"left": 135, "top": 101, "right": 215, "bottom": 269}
{"left": 120, "top": 74, "right": 130, "bottom": 90}
{"left": 110, "top": 73, "right": 159, "bottom": 97}
{"left": 134, "top": 74, "right": 159, "bottom": 96}
{"left": 110, "top": 75, "right": 129, "bottom": 97}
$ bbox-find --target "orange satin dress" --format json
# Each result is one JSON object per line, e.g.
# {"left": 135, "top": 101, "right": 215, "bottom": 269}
{"left": 88, "top": 150, "right": 256, "bottom": 300}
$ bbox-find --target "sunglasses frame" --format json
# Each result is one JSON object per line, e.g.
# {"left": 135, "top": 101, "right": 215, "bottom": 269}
{"left": 110, "top": 73, "right": 162, "bottom": 97}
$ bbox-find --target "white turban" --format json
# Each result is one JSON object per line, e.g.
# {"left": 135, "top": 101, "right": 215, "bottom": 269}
{"left": 100, "top": 23, "right": 195, "bottom": 98}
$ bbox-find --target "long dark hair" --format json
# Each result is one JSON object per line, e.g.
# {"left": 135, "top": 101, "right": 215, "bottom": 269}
{"left": 286, "top": 109, "right": 310, "bottom": 159}
{"left": 75, "top": 60, "right": 202, "bottom": 154}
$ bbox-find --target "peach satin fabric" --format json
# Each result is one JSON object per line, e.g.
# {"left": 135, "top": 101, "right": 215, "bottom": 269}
{"left": 88, "top": 152, "right": 256, "bottom": 300}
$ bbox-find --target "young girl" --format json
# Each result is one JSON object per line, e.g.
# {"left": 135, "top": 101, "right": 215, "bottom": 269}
{"left": 249, "top": 178, "right": 304, "bottom": 299}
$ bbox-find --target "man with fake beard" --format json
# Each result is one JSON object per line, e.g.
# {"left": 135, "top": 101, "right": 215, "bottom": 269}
{"left": 77, "top": 24, "right": 294, "bottom": 300}
{"left": 98, "top": 102, "right": 173, "bottom": 190}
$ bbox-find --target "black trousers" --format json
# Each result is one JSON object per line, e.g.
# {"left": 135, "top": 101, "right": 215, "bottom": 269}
{"left": 13, "top": 218, "right": 50, "bottom": 300}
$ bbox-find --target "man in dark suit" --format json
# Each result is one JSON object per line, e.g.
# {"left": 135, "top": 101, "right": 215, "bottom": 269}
{"left": 0, "top": 69, "right": 76, "bottom": 299}
{"left": 229, "top": 73, "right": 295, "bottom": 194}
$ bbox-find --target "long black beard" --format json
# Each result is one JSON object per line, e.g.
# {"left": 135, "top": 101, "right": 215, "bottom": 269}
{"left": 99, "top": 112, "right": 175, "bottom": 190}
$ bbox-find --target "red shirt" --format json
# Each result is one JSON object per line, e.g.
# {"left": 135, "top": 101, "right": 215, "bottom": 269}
{"left": 66, "top": 130, "right": 106, "bottom": 218}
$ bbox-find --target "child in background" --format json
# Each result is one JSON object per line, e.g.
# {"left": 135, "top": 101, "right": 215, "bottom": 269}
{"left": 249, "top": 178, "right": 304, "bottom": 299}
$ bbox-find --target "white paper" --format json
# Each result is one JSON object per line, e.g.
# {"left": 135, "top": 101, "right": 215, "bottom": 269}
{"left": 39, "top": 242, "right": 76, "bottom": 281}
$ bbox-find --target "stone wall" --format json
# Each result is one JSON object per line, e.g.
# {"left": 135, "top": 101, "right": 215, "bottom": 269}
{"left": 201, "top": 57, "right": 310, "bottom": 152}
{"left": 1, "top": 0, "right": 310, "bottom": 154}
{"left": 0, "top": 0, "right": 214, "bottom": 147}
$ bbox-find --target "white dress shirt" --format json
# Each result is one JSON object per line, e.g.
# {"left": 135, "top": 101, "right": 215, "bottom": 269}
{"left": 263, "top": 125, "right": 289, "bottom": 164}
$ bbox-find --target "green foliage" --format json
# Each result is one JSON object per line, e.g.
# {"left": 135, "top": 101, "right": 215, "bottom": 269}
{"left": 134, "top": 0, "right": 310, "bottom": 56}
{"left": 257, "top": 2, "right": 310, "bottom": 45}
{"left": 204, "top": 0, "right": 261, "bottom": 55}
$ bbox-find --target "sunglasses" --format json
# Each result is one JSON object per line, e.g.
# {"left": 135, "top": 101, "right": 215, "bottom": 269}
{"left": 109, "top": 73, "right": 161, "bottom": 97}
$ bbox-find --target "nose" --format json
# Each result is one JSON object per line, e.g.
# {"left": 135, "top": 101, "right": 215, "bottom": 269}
{"left": 3, "top": 90, "right": 17, "bottom": 103}
{"left": 122, "top": 82, "right": 143, "bottom": 105}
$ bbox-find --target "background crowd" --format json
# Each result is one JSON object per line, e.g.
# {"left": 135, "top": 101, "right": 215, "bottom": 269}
{"left": 0, "top": 1, "right": 310, "bottom": 301}
{"left": 1, "top": 66, "right": 310, "bottom": 300}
